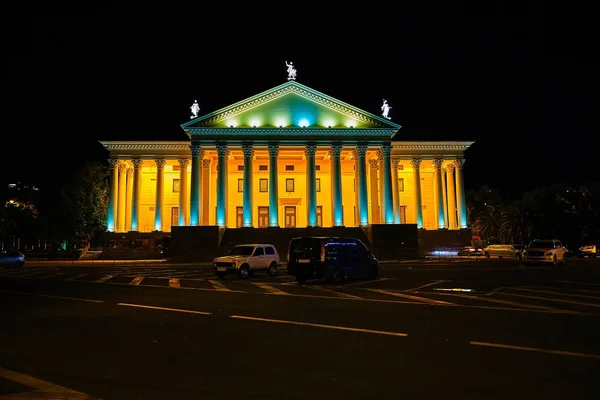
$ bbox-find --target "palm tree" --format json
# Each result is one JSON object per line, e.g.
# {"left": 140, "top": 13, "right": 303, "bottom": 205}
{"left": 499, "top": 201, "right": 533, "bottom": 244}
{"left": 470, "top": 204, "right": 503, "bottom": 243}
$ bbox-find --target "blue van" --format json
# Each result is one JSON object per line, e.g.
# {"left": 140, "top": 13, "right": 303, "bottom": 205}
{"left": 286, "top": 236, "right": 379, "bottom": 283}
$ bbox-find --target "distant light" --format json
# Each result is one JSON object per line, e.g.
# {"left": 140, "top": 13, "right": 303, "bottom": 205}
{"left": 346, "top": 119, "right": 357, "bottom": 128}
{"left": 299, "top": 119, "right": 309, "bottom": 128}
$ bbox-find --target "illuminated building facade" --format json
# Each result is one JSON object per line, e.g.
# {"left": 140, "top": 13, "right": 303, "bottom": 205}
{"left": 100, "top": 81, "right": 472, "bottom": 238}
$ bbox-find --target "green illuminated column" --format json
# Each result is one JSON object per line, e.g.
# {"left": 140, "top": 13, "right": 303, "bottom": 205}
{"left": 130, "top": 159, "right": 143, "bottom": 232}
{"left": 382, "top": 144, "right": 394, "bottom": 224}
{"left": 242, "top": 143, "right": 254, "bottom": 228}
{"left": 357, "top": 144, "right": 369, "bottom": 226}
{"left": 154, "top": 158, "right": 166, "bottom": 231}
{"left": 268, "top": 143, "right": 279, "bottom": 227}
{"left": 455, "top": 158, "right": 468, "bottom": 229}
{"left": 411, "top": 158, "right": 423, "bottom": 229}
{"left": 331, "top": 144, "right": 343, "bottom": 227}
{"left": 305, "top": 143, "right": 318, "bottom": 227}
{"left": 216, "top": 144, "right": 228, "bottom": 228}
{"left": 189, "top": 145, "right": 203, "bottom": 226}
{"left": 433, "top": 158, "right": 446, "bottom": 230}
{"left": 106, "top": 159, "right": 119, "bottom": 232}
{"left": 391, "top": 158, "right": 401, "bottom": 224}
{"left": 178, "top": 158, "right": 189, "bottom": 226}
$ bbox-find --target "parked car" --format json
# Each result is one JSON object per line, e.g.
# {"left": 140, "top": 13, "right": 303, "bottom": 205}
{"left": 0, "top": 250, "right": 25, "bottom": 268}
{"left": 287, "top": 236, "right": 379, "bottom": 284}
{"left": 213, "top": 244, "right": 279, "bottom": 279}
{"left": 522, "top": 239, "right": 567, "bottom": 266}
{"left": 456, "top": 246, "right": 483, "bottom": 257}
{"left": 483, "top": 244, "right": 526, "bottom": 259}
{"left": 578, "top": 244, "right": 598, "bottom": 258}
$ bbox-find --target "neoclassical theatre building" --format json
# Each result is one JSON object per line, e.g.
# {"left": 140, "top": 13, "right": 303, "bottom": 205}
{"left": 100, "top": 80, "right": 473, "bottom": 259}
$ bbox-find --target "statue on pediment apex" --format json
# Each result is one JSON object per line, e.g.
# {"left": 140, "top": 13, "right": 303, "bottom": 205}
{"left": 381, "top": 99, "right": 392, "bottom": 120}
{"left": 286, "top": 61, "right": 297, "bottom": 80}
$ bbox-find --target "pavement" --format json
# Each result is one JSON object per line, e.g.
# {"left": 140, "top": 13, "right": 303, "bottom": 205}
{"left": 1, "top": 257, "right": 599, "bottom": 399}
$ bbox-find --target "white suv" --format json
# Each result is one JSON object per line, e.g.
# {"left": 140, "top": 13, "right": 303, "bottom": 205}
{"left": 522, "top": 239, "right": 567, "bottom": 266}
{"left": 213, "top": 244, "right": 280, "bottom": 279}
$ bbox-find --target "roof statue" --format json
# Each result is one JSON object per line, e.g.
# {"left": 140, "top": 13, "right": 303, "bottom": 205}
{"left": 285, "top": 61, "right": 297, "bottom": 81}
{"left": 190, "top": 100, "right": 200, "bottom": 119}
{"left": 381, "top": 99, "right": 392, "bottom": 120}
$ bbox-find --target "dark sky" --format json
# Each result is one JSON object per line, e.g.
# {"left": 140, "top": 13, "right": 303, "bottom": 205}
{"left": 2, "top": 3, "right": 597, "bottom": 200}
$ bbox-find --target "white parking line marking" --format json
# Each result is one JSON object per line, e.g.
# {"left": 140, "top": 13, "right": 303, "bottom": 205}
{"left": 470, "top": 341, "right": 600, "bottom": 360}
{"left": 305, "top": 285, "right": 363, "bottom": 299}
{"left": 509, "top": 287, "right": 600, "bottom": 301}
{"left": 117, "top": 302, "right": 211, "bottom": 315}
{"left": 95, "top": 275, "right": 113, "bottom": 283}
{"left": 341, "top": 278, "right": 394, "bottom": 287}
{"left": 366, "top": 288, "right": 454, "bottom": 305}
{"left": 39, "top": 272, "right": 65, "bottom": 279}
{"left": 65, "top": 273, "right": 87, "bottom": 281}
{"left": 0, "top": 366, "right": 103, "bottom": 399}
{"left": 129, "top": 276, "right": 144, "bottom": 285}
{"left": 252, "top": 282, "right": 290, "bottom": 295}
{"left": 404, "top": 280, "right": 447, "bottom": 292}
{"left": 497, "top": 292, "right": 600, "bottom": 308}
{"left": 169, "top": 278, "right": 181, "bottom": 288}
{"left": 230, "top": 315, "right": 408, "bottom": 337}
{"left": 430, "top": 291, "right": 555, "bottom": 310}
{"left": 208, "top": 279, "right": 231, "bottom": 291}
{"left": 0, "top": 290, "right": 103, "bottom": 303}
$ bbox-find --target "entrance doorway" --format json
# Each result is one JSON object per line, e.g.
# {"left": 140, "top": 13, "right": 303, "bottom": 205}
{"left": 236, "top": 207, "right": 243, "bottom": 228}
{"left": 284, "top": 206, "right": 296, "bottom": 228}
{"left": 171, "top": 207, "right": 179, "bottom": 227}
{"left": 258, "top": 207, "right": 269, "bottom": 228}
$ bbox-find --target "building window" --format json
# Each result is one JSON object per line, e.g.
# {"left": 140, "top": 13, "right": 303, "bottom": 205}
{"left": 285, "top": 165, "right": 294, "bottom": 171}
{"left": 398, "top": 178, "right": 404, "bottom": 192}
{"left": 316, "top": 178, "right": 321, "bottom": 192}
{"left": 398, "top": 165, "right": 404, "bottom": 170}
{"left": 149, "top": 207, "right": 155, "bottom": 211}
{"left": 259, "top": 178, "right": 268, "bottom": 192}
{"left": 238, "top": 179, "right": 244, "bottom": 192}
{"left": 237, "top": 165, "right": 244, "bottom": 171}
{"left": 173, "top": 179, "right": 180, "bottom": 193}
{"left": 400, "top": 206, "right": 406, "bottom": 224}
{"left": 286, "top": 178, "right": 295, "bottom": 192}
{"left": 173, "top": 165, "right": 181, "bottom": 171}
{"left": 316, "top": 165, "right": 321, "bottom": 171}
{"left": 259, "top": 165, "right": 268, "bottom": 171}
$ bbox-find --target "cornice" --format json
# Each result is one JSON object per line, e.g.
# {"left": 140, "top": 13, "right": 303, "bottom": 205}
{"left": 100, "top": 141, "right": 191, "bottom": 150}
{"left": 188, "top": 127, "right": 397, "bottom": 137}
{"left": 392, "top": 141, "right": 474, "bottom": 151}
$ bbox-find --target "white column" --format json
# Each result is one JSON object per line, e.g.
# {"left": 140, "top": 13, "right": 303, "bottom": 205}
{"left": 446, "top": 163, "right": 457, "bottom": 229}
{"left": 154, "top": 158, "right": 166, "bottom": 231}
{"left": 178, "top": 158, "right": 189, "bottom": 226}
{"left": 391, "top": 158, "right": 401, "bottom": 224}
{"left": 411, "top": 158, "right": 423, "bottom": 229}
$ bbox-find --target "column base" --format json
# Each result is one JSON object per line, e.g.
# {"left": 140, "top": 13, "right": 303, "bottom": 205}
{"left": 268, "top": 225, "right": 280, "bottom": 228}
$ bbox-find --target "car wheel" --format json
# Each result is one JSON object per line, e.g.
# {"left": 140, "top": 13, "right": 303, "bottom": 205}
{"left": 516, "top": 252, "right": 522, "bottom": 260}
{"left": 552, "top": 256, "right": 557, "bottom": 267}
{"left": 267, "top": 262, "right": 277, "bottom": 277}
{"left": 485, "top": 252, "right": 490, "bottom": 258}
{"left": 239, "top": 264, "right": 250, "bottom": 279}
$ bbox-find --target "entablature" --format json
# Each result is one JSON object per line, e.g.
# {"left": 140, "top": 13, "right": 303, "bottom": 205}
{"left": 391, "top": 141, "right": 474, "bottom": 159}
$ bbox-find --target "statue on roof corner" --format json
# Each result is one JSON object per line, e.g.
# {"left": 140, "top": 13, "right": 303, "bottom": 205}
{"left": 285, "top": 61, "right": 297, "bottom": 81}
{"left": 381, "top": 99, "right": 392, "bottom": 120}
{"left": 190, "top": 100, "right": 200, "bottom": 119}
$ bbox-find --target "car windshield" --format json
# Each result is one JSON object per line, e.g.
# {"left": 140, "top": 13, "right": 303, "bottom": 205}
{"left": 229, "top": 246, "right": 255, "bottom": 256}
{"left": 528, "top": 241, "right": 555, "bottom": 249}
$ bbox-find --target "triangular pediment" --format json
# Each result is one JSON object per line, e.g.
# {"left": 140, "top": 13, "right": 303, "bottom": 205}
{"left": 181, "top": 81, "right": 400, "bottom": 130}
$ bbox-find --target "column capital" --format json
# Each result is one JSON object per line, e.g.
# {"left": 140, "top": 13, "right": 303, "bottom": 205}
{"left": 126, "top": 168, "right": 133, "bottom": 178}
{"left": 242, "top": 143, "right": 255, "bottom": 157}
{"left": 455, "top": 158, "right": 466, "bottom": 169}
{"left": 155, "top": 158, "right": 167, "bottom": 169}
{"left": 190, "top": 144, "right": 204, "bottom": 158}
{"left": 446, "top": 163, "right": 456, "bottom": 172}
{"left": 411, "top": 158, "right": 422, "bottom": 169}
{"left": 108, "top": 159, "right": 119, "bottom": 168}
{"left": 132, "top": 158, "right": 143, "bottom": 168}
{"left": 368, "top": 158, "right": 379, "bottom": 168}
{"left": 433, "top": 158, "right": 444, "bottom": 169}
{"left": 381, "top": 144, "right": 392, "bottom": 156}
{"left": 356, "top": 144, "right": 368, "bottom": 157}
{"left": 268, "top": 143, "right": 280, "bottom": 157}
{"left": 330, "top": 144, "right": 343, "bottom": 157}
{"left": 305, "top": 143, "right": 317, "bottom": 157}
{"left": 202, "top": 159, "right": 212, "bottom": 168}
{"left": 118, "top": 162, "right": 128, "bottom": 173}
{"left": 178, "top": 158, "right": 190, "bottom": 168}
{"left": 216, "top": 144, "right": 228, "bottom": 157}
{"left": 391, "top": 158, "right": 400, "bottom": 168}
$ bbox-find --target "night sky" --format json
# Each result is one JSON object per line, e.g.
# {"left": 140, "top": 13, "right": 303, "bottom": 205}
{"left": 2, "top": 4, "right": 597, "bottom": 200}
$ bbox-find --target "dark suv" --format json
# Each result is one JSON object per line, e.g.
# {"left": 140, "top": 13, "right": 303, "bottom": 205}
{"left": 287, "top": 236, "right": 379, "bottom": 283}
